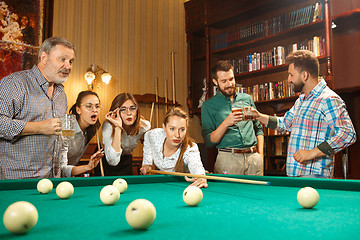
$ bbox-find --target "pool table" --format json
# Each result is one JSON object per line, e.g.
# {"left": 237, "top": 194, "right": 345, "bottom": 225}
{"left": 1, "top": 175, "right": 359, "bottom": 239}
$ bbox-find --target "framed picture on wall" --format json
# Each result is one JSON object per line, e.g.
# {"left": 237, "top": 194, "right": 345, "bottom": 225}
{"left": 0, "top": 0, "right": 53, "bottom": 79}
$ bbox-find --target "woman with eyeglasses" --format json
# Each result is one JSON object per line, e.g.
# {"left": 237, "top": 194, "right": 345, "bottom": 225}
{"left": 60, "top": 91, "right": 104, "bottom": 177}
{"left": 140, "top": 107, "right": 208, "bottom": 188}
{"left": 97, "top": 93, "right": 151, "bottom": 176}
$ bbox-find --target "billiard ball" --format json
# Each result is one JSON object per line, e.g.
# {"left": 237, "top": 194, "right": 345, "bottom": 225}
{"left": 183, "top": 186, "right": 203, "bottom": 206}
{"left": 37, "top": 178, "right": 53, "bottom": 194}
{"left": 126, "top": 199, "right": 156, "bottom": 230}
{"left": 113, "top": 178, "right": 128, "bottom": 193}
{"left": 297, "top": 187, "right": 320, "bottom": 209}
{"left": 56, "top": 181, "right": 74, "bottom": 199}
{"left": 100, "top": 185, "right": 120, "bottom": 205}
{"left": 3, "top": 201, "right": 38, "bottom": 234}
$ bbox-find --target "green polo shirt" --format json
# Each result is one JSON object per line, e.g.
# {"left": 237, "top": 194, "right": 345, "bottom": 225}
{"left": 201, "top": 91, "right": 264, "bottom": 149}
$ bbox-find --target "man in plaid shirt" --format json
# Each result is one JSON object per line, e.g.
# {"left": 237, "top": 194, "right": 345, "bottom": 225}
{"left": 0, "top": 36, "right": 76, "bottom": 179}
{"left": 252, "top": 50, "right": 356, "bottom": 178}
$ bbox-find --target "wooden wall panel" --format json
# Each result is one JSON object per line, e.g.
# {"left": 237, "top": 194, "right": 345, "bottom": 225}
{"left": 52, "top": 0, "right": 204, "bottom": 157}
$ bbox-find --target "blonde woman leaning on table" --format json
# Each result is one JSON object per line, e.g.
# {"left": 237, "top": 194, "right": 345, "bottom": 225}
{"left": 60, "top": 91, "right": 104, "bottom": 177}
{"left": 140, "top": 107, "right": 208, "bottom": 188}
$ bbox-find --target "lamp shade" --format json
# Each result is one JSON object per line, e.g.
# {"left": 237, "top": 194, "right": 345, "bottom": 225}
{"left": 85, "top": 71, "right": 95, "bottom": 85}
{"left": 101, "top": 72, "right": 112, "bottom": 84}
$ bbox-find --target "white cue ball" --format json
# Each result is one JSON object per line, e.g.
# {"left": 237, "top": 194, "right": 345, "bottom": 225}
{"left": 297, "top": 187, "right": 320, "bottom": 209}
{"left": 183, "top": 186, "right": 203, "bottom": 206}
{"left": 37, "top": 178, "right": 53, "bottom": 194}
{"left": 56, "top": 181, "right": 74, "bottom": 199}
{"left": 126, "top": 199, "right": 156, "bottom": 230}
{"left": 100, "top": 185, "right": 120, "bottom": 205}
{"left": 3, "top": 201, "right": 38, "bottom": 234}
{"left": 113, "top": 178, "right": 128, "bottom": 193}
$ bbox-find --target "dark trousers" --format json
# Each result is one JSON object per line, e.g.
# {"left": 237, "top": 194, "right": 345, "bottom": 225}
{"left": 94, "top": 153, "right": 133, "bottom": 176}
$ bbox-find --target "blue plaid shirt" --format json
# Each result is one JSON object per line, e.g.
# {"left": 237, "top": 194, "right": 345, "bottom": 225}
{"left": 0, "top": 66, "right": 67, "bottom": 179}
{"left": 273, "top": 79, "right": 356, "bottom": 177}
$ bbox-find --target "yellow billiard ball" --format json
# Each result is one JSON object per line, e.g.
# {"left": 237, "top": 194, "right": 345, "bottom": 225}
{"left": 126, "top": 199, "right": 156, "bottom": 230}
{"left": 297, "top": 187, "right": 320, "bottom": 209}
{"left": 3, "top": 201, "right": 38, "bottom": 234}
{"left": 100, "top": 185, "right": 120, "bottom": 205}
{"left": 113, "top": 178, "right": 128, "bottom": 193}
{"left": 56, "top": 181, "right": 74, "bottom": 199}
{"left": 37, "top": 178, "right": 53, "bottom": 194}
{"left": 183, "top": 186, "right": 203, "bottom": 206}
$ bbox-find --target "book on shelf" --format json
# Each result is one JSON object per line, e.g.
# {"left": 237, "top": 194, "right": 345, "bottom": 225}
{"left": 273, "top": 138, "right": 283, "bottom": 155}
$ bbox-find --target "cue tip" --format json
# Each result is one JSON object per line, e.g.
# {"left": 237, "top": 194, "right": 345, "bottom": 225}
{"left": 267, "top": 182, "right": 270, "bottom": 186}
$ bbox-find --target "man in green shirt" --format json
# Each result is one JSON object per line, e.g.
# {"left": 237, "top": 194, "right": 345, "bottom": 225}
{"left": 201, "top": 60, "right": 264, "bottom": 175}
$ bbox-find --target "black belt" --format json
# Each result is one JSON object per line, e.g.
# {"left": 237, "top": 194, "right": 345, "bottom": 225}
{"left": 219, "top": 146, "right": 258, "bottom": 154}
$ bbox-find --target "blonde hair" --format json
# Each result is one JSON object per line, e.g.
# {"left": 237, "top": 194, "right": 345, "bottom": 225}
{"left": 163, "top": 107, "right": 194, "bottom": 172}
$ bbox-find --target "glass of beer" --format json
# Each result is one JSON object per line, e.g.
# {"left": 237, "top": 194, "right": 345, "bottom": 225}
{"left": 231, "top": 102, "right": 243, "bottom": 124}
{"left": 243, "top": 106, "right": 255, "bottom": 121}
{"left": 60, "top": 114, "right": 76, "bottom": 140}
{"left": 232, "top": 107, "right": 243, "bottom": 114}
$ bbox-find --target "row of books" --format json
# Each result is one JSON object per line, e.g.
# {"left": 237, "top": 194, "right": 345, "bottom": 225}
{"left": 236, "top": 80, "right": 299, "bottom": 102}
{"left": 292, "top": 36, "right": 325, "bottom": 57}
{"left": 288, "top": 1, "right": 324, "bottom": 29}
{"left": 227, "top": 36, "right": 325, "bottom": 74}
{"left": 228, "top": 46, "right": 285, "bottom": 74}
{"left": 213, "top": 0, "right": 324, "bottom": 51}
{"left": 215, "top": 21, "right": 266, "bottom": 50}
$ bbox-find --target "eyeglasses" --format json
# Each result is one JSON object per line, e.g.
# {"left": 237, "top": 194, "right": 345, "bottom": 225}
{"left": 119, "top": 105, "right": 137, "bottom": 113}
{"left": 82, "top": 103, "right": 102, "bottom": 111}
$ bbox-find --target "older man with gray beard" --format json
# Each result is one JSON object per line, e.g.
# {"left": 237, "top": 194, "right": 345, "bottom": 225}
{"left": 0, "top": 36, "right": 76, "bottom": 179}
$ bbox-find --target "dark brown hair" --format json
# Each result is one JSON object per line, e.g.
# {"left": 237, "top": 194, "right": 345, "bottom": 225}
{"left": 286, "top": 50, "right": 319, "bottom": 78}
{"left": 163, "top": 107, "right": 194, "bottom": 172}
{"left": 211, "top": 60, "right": 234, "bottom": 81}
{"left": 109, "top": 93, "right": 143, "bottom": 136}
{"left": 69, "top": 90, "right": 101, "bottom": 144}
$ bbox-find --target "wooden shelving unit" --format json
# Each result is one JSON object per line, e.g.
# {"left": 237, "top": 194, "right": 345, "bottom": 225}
{"left": 185, "top": 0, "right": 360, "bottom": 178}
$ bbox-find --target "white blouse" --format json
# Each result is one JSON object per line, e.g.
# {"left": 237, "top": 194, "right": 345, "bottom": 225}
{"left": 102, "top": 118, "right": 151, "bottom": 166}
{"left": 142, "top": 128, "right": 205, "bottom": 175}
{"left": 60, "top": 121, "right": 88, "bottom": 177}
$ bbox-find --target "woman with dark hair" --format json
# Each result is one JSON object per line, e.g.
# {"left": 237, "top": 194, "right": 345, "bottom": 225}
{"left": 60, "top": 91, "right": 104, "bottom": 177}
{"left": 140, "top": 107, "right": 208, "bottom": 188}
{"left": 99, "top": 93, "right": 151, "bottom": 176}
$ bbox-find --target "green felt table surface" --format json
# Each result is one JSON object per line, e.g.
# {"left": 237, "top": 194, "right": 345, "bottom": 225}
{"left": 0, "top": 175, "right": 359, "bottom": 240}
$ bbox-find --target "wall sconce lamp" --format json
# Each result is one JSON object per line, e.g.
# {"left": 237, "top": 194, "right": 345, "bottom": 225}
{"left": 84, "top": 64, "right": 112, "bottom": 89}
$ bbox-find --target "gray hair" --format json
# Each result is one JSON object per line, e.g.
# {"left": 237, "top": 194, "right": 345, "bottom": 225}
{"left": 37, "top": 36, "right": 76, "bottom": 63}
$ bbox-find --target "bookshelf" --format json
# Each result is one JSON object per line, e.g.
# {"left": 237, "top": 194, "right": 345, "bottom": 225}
{"left": 185, "top": 0, "right": 360, "bottom": 177}
{"left": 185, "top": 0, "right": 329, "bottom": 117}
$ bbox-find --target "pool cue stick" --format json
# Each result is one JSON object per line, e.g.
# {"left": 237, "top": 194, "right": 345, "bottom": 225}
{"left": 147, "top": 170, "right": 269, "bottom": 186}
{"left": 150, "top": 102, "right": 155, "bottom": 124}
{"left": 96, "top": 130, "right": 104, "bottom": 177}
{"left": 171, "top": 52, "right": 176, "bottom": 105}
{"left": 156, "top": 77, "right": 159, "bottom": 128}
{"left": 164, "top": 79, "right": 168, "bottom": 112}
